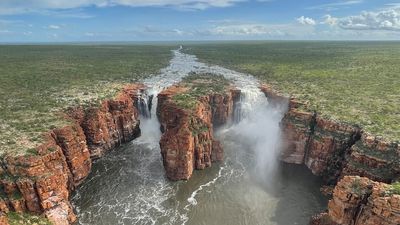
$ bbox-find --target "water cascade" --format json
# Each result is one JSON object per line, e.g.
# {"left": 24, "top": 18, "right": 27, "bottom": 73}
{"left": 71, "top": 47, "right": 327, "bottom": 225}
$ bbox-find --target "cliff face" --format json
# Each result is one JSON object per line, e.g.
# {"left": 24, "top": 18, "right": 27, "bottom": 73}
{"left": 1, "top": 132, "right": 77, "bottom": 224}
{"left": 313, "top": 176, "right": 400, "bottom": 225}
{"left": 280, "top": 108, "right": 315, "bottom": 164}
{"left": 342, "top": 133, "right": 400, "bottom": 183}
{"left": 260, "top": 84, "right": 400, "bottom": 225}
{"left": 263, "top": 85, "right": 398, "bottom": 184}
{"left": 0, "top": 84, "right": 145, "bottom": 225}
{"left": 157, "top": 84, "right": 239, "bottom": 180}
{"left": 279, "top": 101, "right": 361, "bottom": 182}
{"left": 69, "top": 85, "right": 142, "bottom": 159}
{"left": 306, "top": 117, "right": 360, "bottom": 182}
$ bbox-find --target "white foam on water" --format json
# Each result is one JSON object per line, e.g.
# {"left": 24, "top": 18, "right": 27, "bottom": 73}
{"left": 184, "top": 166, "right": 225, "bottom": 209}
{"left": 73, "top": 46, "right": 288, "bottom": 225}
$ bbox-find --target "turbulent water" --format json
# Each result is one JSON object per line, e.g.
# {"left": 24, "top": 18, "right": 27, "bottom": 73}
{"left": 71, "top": 47, "right": 327, "bottom": 225}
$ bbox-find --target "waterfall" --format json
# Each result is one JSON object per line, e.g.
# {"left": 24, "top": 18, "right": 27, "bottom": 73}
{"left": 136, "top": 91, "right": 153, "bottom": 119}
{"left": 139, "top": 46, "right": 288, "bottom": 180}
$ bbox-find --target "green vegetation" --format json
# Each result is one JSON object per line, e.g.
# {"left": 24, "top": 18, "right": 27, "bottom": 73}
{"left": 350, "top": 178, "right": 369, "bottom": 196}
{"left": 0, "top": 44, "right": 173, "bottom": 156}
{"left": 7, "top": 212, "right": 51, "bottom": 225}
{"left": 186, "top": 41, "right": 400, "bottom": 141}
{"left": 387, "top": 182, "right": 400, "bottom": 195}
{"left": 172, "top": 72, "right": 230, "bottom": 110}
{"left": 171, "top": 73, "right": 231, "bottom": 136}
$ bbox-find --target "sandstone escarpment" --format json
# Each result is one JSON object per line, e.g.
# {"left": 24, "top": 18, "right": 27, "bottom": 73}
{"left": 262, "top": 85, "right": 398, "bottom": 184}
{"left": 306, "top": 117, "right": 360, "bottom": 183}
{"left": 157, "top": 74, "right": 239, "bottom": 180}
{"left": 280, "top": 107, "right": 315, "bottom": 164}
{"left": 342, "top": 133, "right": 400, "bottom": 183}
{"left": 312, "top": 176, "right": 400, "bottom": 225}
{"left": 279, "top": 100, "right": 361, "bottom": 183}
{"left": 260, "top": 84, "right": 400, "bottom": 225}
{"left": 0, "top": 84, "right": 145, "bottom": 224}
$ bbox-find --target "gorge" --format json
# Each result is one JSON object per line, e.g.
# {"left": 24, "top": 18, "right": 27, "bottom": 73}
{"left": 0, "top": 47, "right": 399, "bottom": 225}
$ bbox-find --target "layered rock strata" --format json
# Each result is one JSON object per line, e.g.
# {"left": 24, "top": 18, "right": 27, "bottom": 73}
{"left": 157, "top": 79, "right": 240, "bottom": 180}
{"left": 312, "top": 176, "right": 400, "bottom": 225}
{"left": 260, "top": 84, "right": 400, "bottom": 225}
{"left": 0, "top": 84, "right": 146, "bottom": 225}
{"left": 342, "top": 133, "right": 400, "bottom": 183}
{"left": 261, "top": 84, "right": 399, "bottom": 184}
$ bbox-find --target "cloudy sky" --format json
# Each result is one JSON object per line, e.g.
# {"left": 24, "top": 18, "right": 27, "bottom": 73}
{"left": 0, "top": 0, "right": 399, "bottom": 42}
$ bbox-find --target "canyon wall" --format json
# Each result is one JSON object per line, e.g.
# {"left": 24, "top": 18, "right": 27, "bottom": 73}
{"left": 312, "top": 176, "right": 400, "bottom": 225}
{"left": 261, "top": 84, "right": 399, "bottom": 184}
{"left": 261, "top": 84, "right": 400, "bottom": 225}
{"left": 157, "top": 85, "right": 240, "bottom": 180}
{"left": 0, "top": 84, "right": 146, "bottom": 225}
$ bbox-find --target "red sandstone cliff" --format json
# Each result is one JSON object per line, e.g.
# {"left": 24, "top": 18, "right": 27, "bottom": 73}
{"left": 341, "top": 133, "right": 400, "bottom": 183}
{"left": 261, "top": 84, "right": 397, "bottom": 184}
{"left": 312, "top": 176, "right": 400, "bottom": 225}
{"left": 0, "top": 84, "right": 145, "bottom": 225}
{"left": 306, "top": 117, "right": 360, "bottom": 182}
{"left": 157, "top": 85, "right": 239, "bottom": 180}
{"left": 260, "top": 84, "right": 400, "bottom": 225}
{"left": 0, "top": 212, "right": 8, "bottom": 225}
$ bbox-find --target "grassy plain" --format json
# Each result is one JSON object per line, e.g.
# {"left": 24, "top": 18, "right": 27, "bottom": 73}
{"left": 186, "top": 41, "right": 400, "bottom": 141}
{"left": 0, "top": 44, "right": 173, "bottom": 156}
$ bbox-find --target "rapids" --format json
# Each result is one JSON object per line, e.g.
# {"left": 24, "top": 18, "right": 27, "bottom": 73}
{"left": 71, "top": 47, "right": 327, "bottom": 225}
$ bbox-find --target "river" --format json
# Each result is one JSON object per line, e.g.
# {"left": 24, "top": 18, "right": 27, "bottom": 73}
{"left": 71, "top": 47, "right": 327, "bottom": 225}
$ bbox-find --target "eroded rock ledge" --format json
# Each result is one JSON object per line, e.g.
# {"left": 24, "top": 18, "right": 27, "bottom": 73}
{"left": 157, "top": 74, "right": 240, "bottom": 180}
{"left": 1, "top": 79, "right": 398, "bottom": 225}
{"left": 0, "top": 84, "right": 147, "bottom": 225}
{"left": 311, "top": 176, "right": 400, "bottom": 225}
{"left": 261, "top": 84, "right": 400, "bottom": 225}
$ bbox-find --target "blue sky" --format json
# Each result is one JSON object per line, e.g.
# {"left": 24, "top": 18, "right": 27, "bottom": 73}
{"left": 0, "top": 0, "right": 399, "bottom": 42}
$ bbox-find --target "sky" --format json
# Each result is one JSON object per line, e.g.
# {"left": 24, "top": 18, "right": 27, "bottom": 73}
{"left": 0, "top": 0, "right": 399, "bottom": 42}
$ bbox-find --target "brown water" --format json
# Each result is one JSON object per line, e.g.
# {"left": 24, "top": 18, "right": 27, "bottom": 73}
{"left": 71, "top": 122, "right": 327, "bottom": 225}
{"left": 71, "top": 48, "right": 327, "bottom": 225}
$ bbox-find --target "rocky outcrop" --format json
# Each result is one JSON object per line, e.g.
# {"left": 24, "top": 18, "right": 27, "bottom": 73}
{"left": 342, "top": 133, "right": 400, "bottom": 183}
{"left": 1, "top": 133, "right": 76, "bottom": 224}
{"left": 157, "top": 84, "right": 239, "bottom": 180}
{"left": 0, "top": 212, "right": 8, "bottom": 225}
{"left": 260, "top": 84, "right": 399, "bottom": 225}
{"left": 69, "top": 85, "right": 143, "bottom": 158}
{"left": 260, "top": 84, "right": 289, "bottom": 107}
{"left": 279, "top": 101, "right": 361, "bottom": 183}
{"left": 280, "top": 107, "right": 315, "bottom": 164}
{"left": 314, "top": 176, "right": 400, "bottom": 225}
{"left": 306, "top": 117, "right": 360, "bottom": 182}
{"left": 262, "top": 84, "right": 398, "bottom": 185}
{"left": 0, "top": 84, "right": 145, "bottom": 225}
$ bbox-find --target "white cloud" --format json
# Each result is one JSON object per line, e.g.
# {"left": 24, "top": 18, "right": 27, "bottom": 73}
{"left": 338, "top": 8, "right": 400, "bottom": 31}
{"left": 322, "top": 15, "right": 338, "bottom": 26}
{"left": 85, "top": 32, "right": 95, "bottom": 36}
{"left": 208, "top": 22, "right": 315, "bottom": 37}
{"left": 308, "top": 0, "right": 363, "bottom": 11}
{"left": 48, "top": 25, "right": 60, "bottom": 29}
{"left": 0, "top": 0, "right": 245, "bottom": 15}
{"left": 296, "top": 16, "right": 316, "bottom": 25}
{"left": 131, "top": 26, "right": 194, "bottom": 37}
{"left": 212, "top": 24, "right": 276, "bottom": 35}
